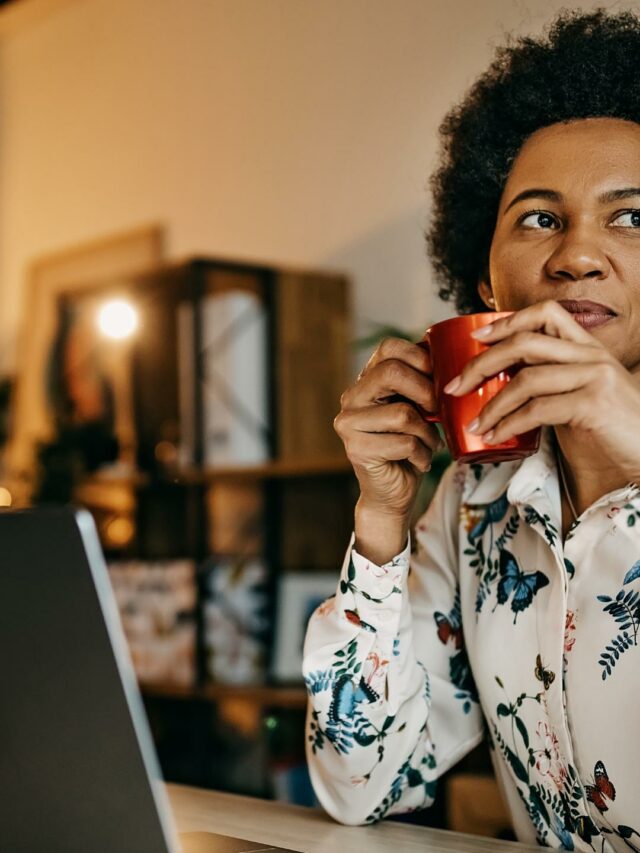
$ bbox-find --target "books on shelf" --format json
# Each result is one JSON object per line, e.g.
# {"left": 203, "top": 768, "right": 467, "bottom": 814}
{"left": 107, "top": 559, "right": 197, "bottom": 686}
{"left": 177, "top": 290, "right": 270, "bottom": 467}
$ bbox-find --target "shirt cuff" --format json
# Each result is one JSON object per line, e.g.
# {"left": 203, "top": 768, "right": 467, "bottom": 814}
{"left": 338, "top": 532, "right": 411, "bottom": 630}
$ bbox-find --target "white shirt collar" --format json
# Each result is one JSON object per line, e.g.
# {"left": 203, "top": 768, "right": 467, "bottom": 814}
{"left": 462, "top": 425, "right": 640, "bottom": 512}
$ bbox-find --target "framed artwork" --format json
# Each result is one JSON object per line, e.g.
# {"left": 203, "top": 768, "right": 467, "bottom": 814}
{"left": 203, "top": 555, "right": 270, "bottom": 685}
{"left": 7, "top": 225, "right": 164, "bottom": 504}
{"left": 271, "top": 571, "right": 339, "bottom": 683}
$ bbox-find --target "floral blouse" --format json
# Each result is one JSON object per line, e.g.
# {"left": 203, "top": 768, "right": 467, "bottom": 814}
{"left": 302, "top": 425, "right": 640, "bottom": 851}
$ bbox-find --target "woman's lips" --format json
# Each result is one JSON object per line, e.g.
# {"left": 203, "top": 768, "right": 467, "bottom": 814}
{"left": 555, "top": 298, "right": 618, "bottom": 329}
{"left": 570, "top": 312, "right": 617, "bottom": 330}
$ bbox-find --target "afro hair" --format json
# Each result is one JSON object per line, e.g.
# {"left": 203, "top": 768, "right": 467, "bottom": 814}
{"left": 427, "top": 8, "right": 640, "bottom": 315}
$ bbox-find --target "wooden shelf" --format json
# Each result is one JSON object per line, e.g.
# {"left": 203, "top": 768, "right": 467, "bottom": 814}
{"left": 80, "top": 456, "right": 353, "bottom": 489}
{"left": 140, "top": 681, "right": 308, "bottom": 709}
{"left": 203, "top": 456, "right": 353, "bottom": 481}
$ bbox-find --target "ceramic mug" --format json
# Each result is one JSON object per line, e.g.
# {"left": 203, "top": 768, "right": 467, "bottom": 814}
{"left": 418, "top": 312, "right": 541, "bottom": 463}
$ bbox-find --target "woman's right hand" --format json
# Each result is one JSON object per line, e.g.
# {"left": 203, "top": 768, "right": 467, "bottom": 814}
{"left": 333, "top": 337, "right": 443, "bottom": 526}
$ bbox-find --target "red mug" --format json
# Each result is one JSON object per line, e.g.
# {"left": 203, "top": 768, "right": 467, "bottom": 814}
{"left": 418, "top": 312, "right": 541, "bottom": 464}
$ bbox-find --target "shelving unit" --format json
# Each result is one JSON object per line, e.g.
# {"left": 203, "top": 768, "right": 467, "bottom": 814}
{"left": 76, "top": 455, "right": 353, "bottom": 489}
{"left": 62, "top": 256, "right": 356, "bottom": 799}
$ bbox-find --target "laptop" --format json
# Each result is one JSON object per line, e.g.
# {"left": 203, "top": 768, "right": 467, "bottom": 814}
{"left": 0, "top": 506, "right": 299, "bottom": 853}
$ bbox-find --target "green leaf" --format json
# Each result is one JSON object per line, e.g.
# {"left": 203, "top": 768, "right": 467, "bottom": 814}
{"left": 495, "top": 676, "right": 504, "bottom": 688}
{"left": 382, "top": 715, "right": 396, "bottom": 731}
{"left": 347, "top": 559, "right": 356, "bottom": 581}
{"left": 424, "top": 780, "right": 437, "bottom": 799}
{"left": 623, "top": 560, "right": 640, "bottom": 585}
{"left": 515, "top": 716, "right": 529, "bottom": 748}
{"left": 497, "top": 703, "right": 511, "bottom": 717}
{"left": 334, "top": 649, "right": 345, "bottom": 657}
{"left": 529, "top": 786, "right": 549, "bottom": 823}
{"left": 406, "top": 768, "right": 423, "bottom": 787}
{"left": 353, "top": 732, "right": 376, "bottom": 747}
{"left": 505, "top": 747, "right": 529, "bottom": 784}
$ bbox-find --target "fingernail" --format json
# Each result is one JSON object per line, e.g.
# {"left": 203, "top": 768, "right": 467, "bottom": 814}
{"left": 470, "top": 325, "right": 493, "bottom": 339}
{"left": 466, "top": 418, "right": 480, "bottom": 433}
{"left": 444, "top": 376, "right": 461, "bottom": 394}
{"left": 483, "top": 429, "right": 495, "bottom": 443}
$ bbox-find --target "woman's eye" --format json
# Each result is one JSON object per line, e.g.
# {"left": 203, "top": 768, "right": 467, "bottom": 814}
{"left": 519, "top": 211, "right": 558, "bottom": 230}
{"left": 611, "top": 209, "right": 640, "bottom": 228}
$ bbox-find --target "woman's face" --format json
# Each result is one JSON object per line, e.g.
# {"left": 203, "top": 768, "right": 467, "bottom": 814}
{"left": 480, "top": 117, "right": 640, "bottom": 371}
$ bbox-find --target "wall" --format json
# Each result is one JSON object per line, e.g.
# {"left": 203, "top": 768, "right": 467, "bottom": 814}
{"left": 0, "top": 0, "right": 610, "bottom": 376}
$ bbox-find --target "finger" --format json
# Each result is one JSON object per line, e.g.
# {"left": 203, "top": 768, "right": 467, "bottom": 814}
{"left": 467, "top": 363, "right": 596, "bottom": 435}
{"left": 335, "top": 402, "right": 443, "bottom": 452}
{"left": 347, "top": 358, "right": 436, "bottom": 410}
{"left": 448, "top": 332, "right": 607, "bottom": 397}
{"left": 358, "top": 337, "right": 432, "bottom": 380}
{"left": 481, "top": 389, "right": 592, "bottom": 445}
{"left": 470, "top": 299, "right": 606, "bottom": 347}
{"left": 348, "top": 431, "right": 434, "bottom": 473}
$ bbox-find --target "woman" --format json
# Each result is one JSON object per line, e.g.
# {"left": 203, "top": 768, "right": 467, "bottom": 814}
{"left": 303, "top": 10, "right": 640, "bottom": 851}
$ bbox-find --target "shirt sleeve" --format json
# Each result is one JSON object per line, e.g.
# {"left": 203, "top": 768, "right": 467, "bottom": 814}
{"left": 302, "top": 461, "right": 484, "bottom": 825}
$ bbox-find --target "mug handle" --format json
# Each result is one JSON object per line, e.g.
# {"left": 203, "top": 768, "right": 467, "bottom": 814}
{"left": 416, "top": 336, "right": 440, "bottom": 423}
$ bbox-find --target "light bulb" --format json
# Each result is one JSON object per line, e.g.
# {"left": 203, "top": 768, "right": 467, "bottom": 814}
{"left": 97, "top": 299, "right": 138, "bottom": 340}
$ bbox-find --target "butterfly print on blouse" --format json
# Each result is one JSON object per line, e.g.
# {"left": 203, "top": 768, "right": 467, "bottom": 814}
{"left": 434, "top": 602, "right": 464, "bottom": 650}
{"left": 344, "top": 609, "right": 377, "bottom": 633}
{"left": 468, "top": 493, "right": 510, "bottom": 543}
{"left": 434, "top": 590, "right": 478, "bottom": 713}
{"left": 586, "top": 761, "right": 616, "bottom": 813}
{"left": 328, "top": 675, "right": 379, "bottom": 727}
{"left": 580, "top": 762, "right": 640, "bottom": 852}
{"left": 493, "top": 548, "right": 549, "bottom": 623}
{"left": 534, "top": 654, "right": 555, "bottom": 691}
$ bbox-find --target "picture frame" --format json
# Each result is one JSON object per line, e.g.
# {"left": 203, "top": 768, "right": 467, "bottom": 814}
{"left": 7, "top": 224, "right": 164, "bottom": 504}
{"left": 271, "top": 571, "right": 339, "bottom": 683}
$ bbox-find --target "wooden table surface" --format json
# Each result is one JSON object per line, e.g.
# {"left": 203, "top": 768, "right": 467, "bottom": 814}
{"left": 167, "top": 783, "right": 541, "bottom": 853}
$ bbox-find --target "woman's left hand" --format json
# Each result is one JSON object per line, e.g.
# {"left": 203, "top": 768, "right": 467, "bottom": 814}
{"left": 444, "top": 299, "right": 640, "bottom": 482}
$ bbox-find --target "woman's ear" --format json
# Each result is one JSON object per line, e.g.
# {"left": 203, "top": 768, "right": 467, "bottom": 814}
{"left": 477, "top": 279, "right": 496, "bottom": 310}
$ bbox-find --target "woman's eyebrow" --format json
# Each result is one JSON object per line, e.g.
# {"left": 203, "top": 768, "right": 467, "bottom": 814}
{"left": 598, "top": 187, "right": 640, "bottom": 203}
{"left": 503, "top": 188, "right": 561, "bottom": 215}
{"left": 503, "top": 186, "right": 640, "bottom": 216}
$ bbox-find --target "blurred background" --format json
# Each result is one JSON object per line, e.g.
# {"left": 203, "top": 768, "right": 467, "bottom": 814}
{"left": 0, "top": 0, "right": 609, "bottom": 840}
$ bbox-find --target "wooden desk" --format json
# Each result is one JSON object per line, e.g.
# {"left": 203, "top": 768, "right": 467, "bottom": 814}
{"left": 167, "top": 784, "right": 541, "bottom": 853}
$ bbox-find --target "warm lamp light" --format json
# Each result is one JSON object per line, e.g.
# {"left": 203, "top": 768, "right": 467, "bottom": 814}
{"left": 0, "top": 487, "right": 12, "bottom": 507}
{"left": 105, "top": 516, "right": 135, "bottom": 547}
{"left": 97, "top": 299, "right": 138, "bottom": 340}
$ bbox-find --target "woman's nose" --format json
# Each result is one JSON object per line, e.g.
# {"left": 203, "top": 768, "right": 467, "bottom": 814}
{"left": 545, "top": 228, "right": 611, "bottom": 281}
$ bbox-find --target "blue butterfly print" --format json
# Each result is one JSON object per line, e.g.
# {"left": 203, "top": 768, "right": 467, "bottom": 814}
{"left": 494, "top": 548, "right": 549, "bottom": 622}
{"left": 328, "top": 675, "right": 379, "bottom": 724}
{"left": 469, "top": 493, "right": 509, "bottom": 541}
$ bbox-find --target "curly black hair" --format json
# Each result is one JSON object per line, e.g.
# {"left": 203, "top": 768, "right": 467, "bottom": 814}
{"left": 427, "top": 8, "right": 640, "bottom": 315}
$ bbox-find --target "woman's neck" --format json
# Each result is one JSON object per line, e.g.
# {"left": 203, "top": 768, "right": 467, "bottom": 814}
{"left": 553, "top": 426, "right": 631, "bottom": 519}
